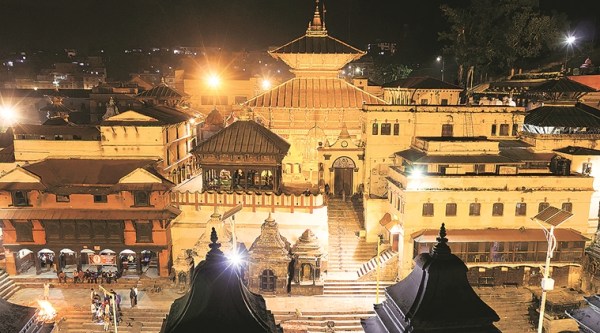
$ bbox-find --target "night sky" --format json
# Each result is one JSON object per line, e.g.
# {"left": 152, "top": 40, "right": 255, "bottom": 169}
{"left": 0, "top": 0, "right": 597, "bottom": 60}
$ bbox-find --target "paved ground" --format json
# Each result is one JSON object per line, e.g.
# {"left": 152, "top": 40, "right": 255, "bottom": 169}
{"left": 9, "top": 285, "right": 378, "bottom": 320}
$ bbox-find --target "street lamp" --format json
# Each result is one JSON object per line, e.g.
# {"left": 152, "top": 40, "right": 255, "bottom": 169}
{"left": 207, "top": 74, "right": 221, "bottom": 109}
{"left": 531, "top": 206, "right": 573, "bottom": 333}
{"left": 436, "top": 56, "right": 445, "bottom": 82}
{"left": 0, "top": 105, "right": 18, "bottom": 127}
{"left": 564, "top": 35, "right": 576, "bottom": 73}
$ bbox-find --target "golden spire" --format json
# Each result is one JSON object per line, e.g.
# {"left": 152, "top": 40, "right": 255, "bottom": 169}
{"left": 306, "top": 0, "right": 327, "bottom": 36}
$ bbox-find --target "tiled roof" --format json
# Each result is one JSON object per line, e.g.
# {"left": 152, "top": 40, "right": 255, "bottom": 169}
{"left": 137, "top": 83, "right": 188, "bottom": 98}
{"left": 269, "top": 34, "right": 364, "bottom": 54}
{"left": 102, "top": 105, "right": 190, "bottom": 126}
{"left": 22, "top": 159, "right": 171, "bottom": 190}
{"left": 525, "top": 103, "right": 600, "bottom": 127}
{"left": 192, "top": 120, "right": 290, "bottom": 156}
{"left": 528, "top": 77, "right": 597, "bottom": 93}
{"left": 245, "top": 77, "right": 386, "bottom": 108}
{"left": 382, "top": 76, "right": 463, "bottom": 90}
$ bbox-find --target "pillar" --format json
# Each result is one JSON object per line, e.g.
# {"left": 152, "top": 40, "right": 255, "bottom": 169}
{"left": 136, "top": 254, "right": 142, "bottom": 275}
{"left": 35, "top": 254, "right": 41, "bottom": 275}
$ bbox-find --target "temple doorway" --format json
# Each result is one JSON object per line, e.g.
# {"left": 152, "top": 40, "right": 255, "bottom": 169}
{"left": 332, "top": 156, "right": 355, "bottom": 197}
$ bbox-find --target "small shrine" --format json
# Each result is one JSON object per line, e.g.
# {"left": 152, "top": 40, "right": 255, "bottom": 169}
{"left": 39, "top": 94, "right": 74, "bottom": 121}
{"left": 290, "top": 229, "right": 326, "bottom": 295}
{"left": 193, "top": 208, "right": 233, "bottom": 260}
{"left": 362, "top": 224, "right": 500, "bottom": 333}
{"left": 248, "top": 214, "right": 291, "bottom": 295}
{"left": 161, "top": 228, "right": 282, "bottom": 333}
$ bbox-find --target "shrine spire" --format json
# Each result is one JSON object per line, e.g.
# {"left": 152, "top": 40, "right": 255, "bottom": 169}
{"left": 307, "top": 0, "right": 327, "bottom": 36}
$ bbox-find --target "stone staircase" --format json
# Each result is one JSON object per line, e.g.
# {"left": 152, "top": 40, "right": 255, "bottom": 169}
{"left": 356, "top": 249, "right": 397, "bottom": 279}
{"left": 0, "top": 269, "right": 20, "bottom": 300}
{"left": 56, "top": 307, "right": 168, "bottom": 332}
{"left": 475, "top": 287, "right": 536, "bottom": 333}
{"left": 273, "top": 310, "right": 375, "bottom": 333}
{"left": 327, "top": 198, "right": 378, "bottom": 279}
{"left": 323, "top": 280, "right": 395, "bottom": 297}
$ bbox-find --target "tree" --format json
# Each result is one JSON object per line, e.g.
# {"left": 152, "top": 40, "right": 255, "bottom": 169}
{"left": 370, "top": 62, "right": 412, "bottom": 85}
{"left": 440, "top": 0, "right": 568, "bottom": 85}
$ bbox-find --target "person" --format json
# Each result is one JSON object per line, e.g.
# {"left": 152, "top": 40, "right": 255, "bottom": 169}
{"left": 103, "top": 313, "right": 111, "bottom": 331}
{"left": 324, "top": 184, "right": 330, "bottom": 196}
{"left": 133, "top": 287, "right": 139, "bottom": 304}
{"left": 58, "top": 271, "right": 66, "bottom": 284}
{"left": 90, "top": 288, "right": 97, "bottom": 301}
{"left": 91, "top": 302, "right": 97, "bottom": 321}
{"left": 43, "top": 282, "right": 50, "bottom": 300}
{"left": 130, "top": 288, "right": 137, "bottom": 307}
{"left": 73, "top": 269, "right": 79, "bottom": 283}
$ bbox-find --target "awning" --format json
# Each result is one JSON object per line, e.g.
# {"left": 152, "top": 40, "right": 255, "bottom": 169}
{"left": 379, "top": 213, "right": 400, "bottom": 232}
{"left": 412, "top": 228, "right": 589, "bottom": 243}
{"left": 0, "top": 207, "right": 181, "bottom": 220}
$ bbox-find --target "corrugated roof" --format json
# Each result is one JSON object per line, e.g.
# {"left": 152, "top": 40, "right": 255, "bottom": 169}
{"left": 245, "top": 77, "right": 386, "bottom": 108}
{"left": 192, "top": 120, "right": 290, "bottom": 156}
{"left": 555, "top": 146, "right": 600, "bottom": 155}
{"left": 525, "top": 103, "right": 600, "bottom": 127}
{"left": 137, "top": 83, "right": 188, "bottom": 98}
{"left": 102, "top": 105, "right": 190, "bottom": 125}
{"left": 382, "top": 76, "right": 463, "bottom": 90}
{"left": 0, "top": 208, "right": 181, "bottom": 220}
{"left": 412, "top": 228, "right": 588, "bottom": 243}
{"left": 395, "top": 148, "right": 517, "bottom": 164}
{"left": 499, "top": 149, "right": 555, "bottom": 162}
{"left": 269, "top": 34, "right": 364, "bottom": 54}
{"left": 528, "top": 77, "right": 597, "bottom": 93}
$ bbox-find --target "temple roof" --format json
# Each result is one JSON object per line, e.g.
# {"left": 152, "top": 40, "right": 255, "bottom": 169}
{"left": 382, "top": 76, "right": 463, "bottom": 90}
{"left": 137, "top": 83, "right": 189, "bottom": 99}
{"left": 249, "top": 214, "right": 291, "bottom": 258}
{"left": 204, "top": 109, "right": 225, "bottom": 127}
{"left": 269, "top": 34, "right": 364, "bottom": 55}
{"left": 0, "top": 298, "right": 37, "bottom": 333}
{"left": 362, "top": 224, "right": 500, "bottom": 333}
{"left": 192, "top": 120, "right": 290, "bottom": 156}
{"left": 524, "top": 103, "right": 600, "bottom": 127}
{"left": 161, "top": 228, "right": 282, "bottom": 333}
{"left": 245, "top": 77, "right": 386, "bottom": 109}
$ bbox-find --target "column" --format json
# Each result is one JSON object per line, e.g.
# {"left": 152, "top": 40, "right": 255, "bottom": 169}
{"left": 136, "top": 253, "right": 142, "bottom": 275}
{"left": 35, "top": 254, "right": 42, "bottom": 275}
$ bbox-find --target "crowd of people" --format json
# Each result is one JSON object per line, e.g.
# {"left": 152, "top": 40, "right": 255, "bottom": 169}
{"left": 89, "top": 288, "right": 127, "bottom": 331}
{"left": 57, "top": 268, "right": 121, "bottom": 284}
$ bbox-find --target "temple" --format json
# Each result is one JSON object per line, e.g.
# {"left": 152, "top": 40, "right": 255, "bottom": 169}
{"left": 362, "top": 224, "right": 500, "bottom": 332}
{"left": 160, "top": 228, "right": 282, "bottom": 333}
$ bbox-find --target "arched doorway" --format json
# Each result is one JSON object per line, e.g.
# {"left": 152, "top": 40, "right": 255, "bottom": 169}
{"left": 59, "top": 248, "right": 77, "bottom": 272}
{"left": 119, "top": 249, "right": 137, "bottom": 275}
{"left": 141, "top": 250, "right": 158, "bottom": 275}
{"left": 332, "top": 156, "right": 355, "bottom": 197}
{"left": 37, "top": 249, "right": 55, "bottom": 273}
{"left": 16, "top": 249, "right": 34, "bottom": 274}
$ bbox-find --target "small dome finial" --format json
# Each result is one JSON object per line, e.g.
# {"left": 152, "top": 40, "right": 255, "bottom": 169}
{"left": 432, "top": 223, "right": 451, "bottom": 255}
{"left": 306, "top": 0, "right": 327, "bottom": 36}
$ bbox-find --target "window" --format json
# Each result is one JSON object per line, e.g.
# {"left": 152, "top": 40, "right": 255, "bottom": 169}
{"left": 492, "top": 203, "right": 504, "bottom": 216}
{"left": 583, "top": 163, "right": 592, "bottom": 175}
{"left": 135, "top": 221, "right": 153, "bottom": 243}
{"left": 441, "top": 124, "right": 453, "bottom": 137}
{"left": 474, "top": 164, "right": 485, "bottom": 174}
{"left": 56, "top": 194, "right": 70, "bottom": 202}
{"left": 11, "top": 191, "right": 30, "bottom": 206}
{"left": 393, "top": 123, "right": 400, "bottom": 135}
{"left": 14, "top": 221, "right": 33, "bottom": 242}
{"left": 562, "top": 202, "right": 573, "bottom": 213}
{"left": 491, "top": 124, "right": 497, "bottom": 136}
{"left": 54, "top": 135, "right": 63, "bottom": 140}
{"left": 94, "top": 195, "right": 107, "bottom": 203}
{"left": 515, "top": 203, "right": 527, "bottom": 216}
{"left": 469, "top": 203, "right": 481, "bottom": 216}
{"left": 538, "top": 202, "right": 550, "bottom": 213}
{"left": 381, "top": 123, "right": 391, "bottom": 135}
{"left": 441, "top": 99, "right": 449, "bottom": 105}
{"left": 372, "top": 123, "right": 379, "bottom": 135}
{"left": 422, "top": 203, "right": 434, "bottom": 216}
{"left": 72, "top": 135, "right": 82, "bottom": 140}
{"left": 499, "top": 124, "right": 509, "bottom": 136}
{"left": 420, "top": 99, "right": 429, "bottom": 105}
{"left": 446, "top": 203, "right": 457, "bottom": 216}
{"left": 260, "top": 269, "right": 276, "bottom": 292}
{"left": 512, "top": 124, "right": 518, "bottom": 136}
{"left": 134, "top": 191, "right": 150, "bottom": 206}
{"left": 234, "top": 96, "right": 248, "bottom": 104}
